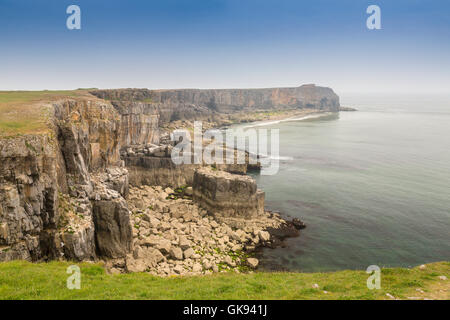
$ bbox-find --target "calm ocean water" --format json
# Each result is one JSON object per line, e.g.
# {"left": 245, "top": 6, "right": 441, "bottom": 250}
{"left": 241, "top": 94, "right": 450, "bottom": 272}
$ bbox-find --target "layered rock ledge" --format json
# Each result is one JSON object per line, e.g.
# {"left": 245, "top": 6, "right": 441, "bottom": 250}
{"left": 193, "top": 167, "right": 265, "bottom": 227}
{"left": 0, "top": 84, "right": 331, "bottom": 273}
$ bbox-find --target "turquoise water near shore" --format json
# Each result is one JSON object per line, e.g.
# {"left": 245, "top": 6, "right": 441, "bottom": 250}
{"left": 242, "top": 94, "right": 450, "bottom": 272}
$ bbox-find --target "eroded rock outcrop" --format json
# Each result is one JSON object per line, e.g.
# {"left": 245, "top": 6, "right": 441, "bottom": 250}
{"left": 193, "top": 167, "right": 265, "bottom": 227}
{"left": 105, "top": 101, "right": 160, "bottom": 147}
{"left": 0, "top": 98, "right": 133, "bottom": 262}
{"left": 122, "top": 143, "right": 254, "bottom": 188}
{"left": 0, "top": 84, "right": 321, "bottom": 270}
{"left": 53, "top": 99, "right": 123, "bottom": 174}
{"left": 0, "top": 135, "right": 62, "bottom": 261}
{"left": 92, "top": 198, "right": 132, "bottom": 258}
{"left": 54, "top": 99, "right": 133, "bottom": 260}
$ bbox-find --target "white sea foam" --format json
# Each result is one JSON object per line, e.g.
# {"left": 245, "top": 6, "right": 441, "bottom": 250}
{"left": 243, "top": 112, "right": 333, "bottom": 128}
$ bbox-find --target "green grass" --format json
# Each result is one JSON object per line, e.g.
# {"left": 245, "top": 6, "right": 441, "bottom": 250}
{"left": 0, "top": 261, "right": 448, "bottom": 300}
{"left": 0, "top": 90, "right": 79, "bottom": 104}
{"left": 0, "top": 90, "right": 84, "bottom": 137}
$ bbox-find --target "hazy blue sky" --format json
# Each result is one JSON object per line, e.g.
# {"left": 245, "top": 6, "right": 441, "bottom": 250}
{"left": 1, "top": 0, "right": 449, "bottom": 94}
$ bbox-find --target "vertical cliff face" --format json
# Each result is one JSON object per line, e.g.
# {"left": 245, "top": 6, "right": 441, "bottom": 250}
{"left": 152, "top": 84, "right": 340, "bottom": 112}
{"left": 91, "top": 84, "right": 340, "bottom": 111}
{"left": 52, "top": 99, "right": 132, "bottom": 261}
{"left": 0, "top": 135, "right": 61, "bottom": 261}
{"left": 91, "top": 84, "right": 340, "bottom": 127}
{"left": 53, "top": 99, "right": 123, "bottom": 174}
{"left": 0, "top": 84, "right": 339, "bottom": 264}
{"left": 107, "top": 101, "right": 160, "bottom": 146}
{"left": 0, "top": 98, "right": 132, "bottom": 262}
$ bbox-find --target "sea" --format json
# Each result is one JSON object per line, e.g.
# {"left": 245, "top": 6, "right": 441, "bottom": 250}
{"left": 234, "top": 93, "right": 450, "bottom": 272}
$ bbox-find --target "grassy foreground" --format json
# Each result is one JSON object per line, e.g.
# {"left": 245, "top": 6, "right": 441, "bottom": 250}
{"left": 0, "top": 261, "right": 448, "bottom": 300}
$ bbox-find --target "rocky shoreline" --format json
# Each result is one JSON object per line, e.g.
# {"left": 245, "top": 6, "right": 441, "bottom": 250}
{"left": 105, "top": 184, "right": 303, "bottom": 276}
{"left": 0, "top": 85, "right": 337, "bottom": 275}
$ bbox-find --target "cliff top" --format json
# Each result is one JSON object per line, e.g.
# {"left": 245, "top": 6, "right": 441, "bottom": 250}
{"left": 0, "top": 84, "right": 339, "bottom": 137}
{"left": 0, "top": 90, "right": 96, "bottom": 137}
{"left": 196, "top": 166, "right": 256, "bottom": 183}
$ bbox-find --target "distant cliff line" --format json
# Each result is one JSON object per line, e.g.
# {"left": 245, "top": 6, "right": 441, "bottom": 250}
{"left": 90, "top": 84, "right": 340, "bottom": 114}
{"left": 0, "top": 83, "right": 338, "bottom": 267}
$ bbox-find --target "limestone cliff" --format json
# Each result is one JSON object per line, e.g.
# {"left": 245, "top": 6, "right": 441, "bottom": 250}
{"left": 90, "top": 84, "right": 339, "bottom": 188}
{"left": 0, "top": 84, "right": 335, "bottom": 265}
{"left": 91, "top": 84, "right": 339, "bottom": 128}
{"left": 193, "top": 167, "right": 265, "bottom": 228}
{"left": 0, "top": 98, "right": 131, "bottom": 262}
{"left": 0, "top": 135, "right": 61, "bottom": 261}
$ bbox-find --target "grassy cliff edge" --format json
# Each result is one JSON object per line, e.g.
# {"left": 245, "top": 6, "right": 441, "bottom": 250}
{"left": 0, "top": 261, "right": 448, "bottom": 300}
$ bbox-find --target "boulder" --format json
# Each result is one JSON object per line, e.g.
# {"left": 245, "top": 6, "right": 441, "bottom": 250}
{"left": 178, "top": 235, "right": 191, "bottom": 250}
{"left": 125, "top": 255, "right": 147, "bottom": 273}
{"left": 148, "top": 217, "right": 160, "bottom": 229}
{"left": 170, "top": 247, "right": 183, "bottom": 260}
{"left": 92, "top": 198, "right": 132, "bottom": 259}
{"left": 247, "top": 257, "right": 259, "bottom": 268}
{"left": 202, "top": 259, "right": 212, "bottom": 270}
{"left": 223, "top": 255, "right": 235, "bottom": 266}
{"left": 184, "top": 248, "right": 195, "bottom": 259}
{"left": 292, "top": 218, "right": 306, "bottom": 230}
{"left": 173, "top": 264, "right": 185, "bottom": 274}
{"left": 133, "top": 246, "right": 164, "bottom": 266}
{"left": 192, "top": 167, "right": 265, "bottom": 223}
{"left": 258, "top": 230, "right": 270, "bottom": 242}
{"left": 185, "top": 187, "right": 193, "bottom": 196}
{"left": 156, "top": 239, "right": 172, "bottom": 254}
{"left": 192, "top": 263, "right": 203, "bottom": 273}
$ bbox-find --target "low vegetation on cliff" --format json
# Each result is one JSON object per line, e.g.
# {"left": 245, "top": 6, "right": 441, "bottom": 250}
{"left": 0, "top": 261, "right": 447, "bottom": 300}
{"left": 0, "top": 90, "right": 83, "bottom": 137}
{"left": 0, "top": 85, "right": 340, "bottom": 137}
